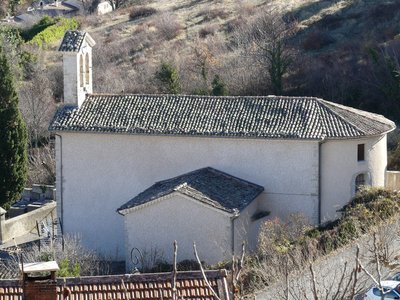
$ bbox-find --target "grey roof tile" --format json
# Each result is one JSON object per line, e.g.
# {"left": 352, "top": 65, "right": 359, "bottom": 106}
{"left": 59, "top": 30, "right": 86, "bottom": 52}
{"left": 49, "top": 95, "right": 395, "bottom": 139}
{"left": 117, "top": 167, "right": 264, "bottom": 214}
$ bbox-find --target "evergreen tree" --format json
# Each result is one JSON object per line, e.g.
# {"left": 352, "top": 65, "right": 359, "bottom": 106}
{"left": 211, "top": 75, "right": 227, "bottom": 96}
{"left": 157, "top": 62, "right": 181, "bottom": 94}
{"left": 0, "top": 45, "right": 28, "bottom": 208}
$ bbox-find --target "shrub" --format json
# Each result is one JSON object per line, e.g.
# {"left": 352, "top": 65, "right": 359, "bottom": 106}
{"left": 21, "top": 16, "right": 55, "bottom": 41}
{"left": 154, "top": 12, "right": 182, "bottom": 40}
{"left": 368, "top": 197, "right": 400, "bottom": 220}
{"left": 343, "top": 204, "right": 374, "bottom": 232}
{"left": 302, "top": 29, "right": 335, "bottom": 51}
{"left": 58, "top": 259, "right": 81, "bottom": 277}
{"left": 199, "top": 25, "right": 216, "bottom": 39}
{"left": 177, "top": 259, "right": 201, "bottom": 271}
{"left": 28, "top": 17, "right": 79, "bottom": 49}
{"left": 318, "top": 231, "right": 336, "bottom": 253}
{"left": 346, "top": 186, "right": 398, "bottom": 209}
{"left": 0, "top": 234, "right": 111, "bottom": 279}
{"left": 211, "top": 74, "right": 227, "bottom": 96}
{"left": 336, "top": 217, "right": 359, "bottom": 246}
{"left": 129, "top": 6, "right": 157, "bottom": 20}
{"left": 156, "top": 62, "right": 181, "bottom": 94}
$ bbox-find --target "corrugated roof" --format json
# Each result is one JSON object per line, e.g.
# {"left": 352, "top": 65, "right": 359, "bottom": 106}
{"left": 0, "top": 270, "right": 229, "bottom": 300}
{"left": 49, "top": 94, "right": 395, "bottom": 139}
{"left": 117, "top": 167, "right": 264, "bottom": 215}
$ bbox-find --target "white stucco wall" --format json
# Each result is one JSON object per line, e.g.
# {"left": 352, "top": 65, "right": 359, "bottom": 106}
{"left": 63, "top": 54, "right": 79, "bottom": 105}
{"left": 123, "top": 192, "right": 233, "bottom": 270}
{"left": 234, "top": 196, "right": 262, "bottom": 254}
{"left": 320, "top": 135, "right": 388, "bottom": 221}
{"left": 57, "top": 132, "right": 320, "bottom": 260}
{"left": 62, "top": 42, "right": 93, "bottom": 107}
{"left": 96, "top": 2, "right": 113, "bottom": 15}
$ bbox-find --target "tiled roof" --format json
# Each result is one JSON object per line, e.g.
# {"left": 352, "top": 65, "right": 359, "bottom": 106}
{"left": 49, "top": 94, "right": 395, "bottom": 140}
{"left": 117, "top": 167, "right": 264, "bottom": 215}
{"left": 0, "top": 270, "right": 229, "bottom": 300}
{"left": 58, "top": 30, "right": 86, "bottom": 52}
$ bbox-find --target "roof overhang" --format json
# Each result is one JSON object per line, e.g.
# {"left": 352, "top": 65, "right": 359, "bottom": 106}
{"left": 117, "top": 191, "right": 238, "bottom": 217}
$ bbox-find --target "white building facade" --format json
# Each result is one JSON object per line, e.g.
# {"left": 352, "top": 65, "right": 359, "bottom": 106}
{"left": 50, "top": 31, "right": 395, "bottom": 264}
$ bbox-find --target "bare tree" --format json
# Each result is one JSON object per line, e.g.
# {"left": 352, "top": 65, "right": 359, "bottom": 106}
{"left": 80, "top": 0, "right": 100, "bottom": 14}
{"left": 234, "top": 8, "right": 297, "bottom": 95}
{"left": 18, "top": 65, "right": 56, "bottom": 149}
{"left": 107, "top": 0, "right": 129, "bottom": 10}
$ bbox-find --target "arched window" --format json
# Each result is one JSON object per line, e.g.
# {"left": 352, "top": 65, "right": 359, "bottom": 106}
{"left": 80, "top": 55, "right": 84, "bottom": 87}
{"left": 355, "top": 173, "right": 366, "bottom": 193}
{"left": 85, "top": 53, "right": 90, "bottom": 85}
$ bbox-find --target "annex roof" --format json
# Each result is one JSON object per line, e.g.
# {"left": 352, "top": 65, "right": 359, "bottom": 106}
{"left": 0, "top": 270, "right": 229, "bottom": 300}
{"left": 117, "top": 167, "right": 264, "bottom": 215}
{"left": 49, "top": 94, "right": 395, "bottom": 140}
{"left": 58, "top": 30, "right": 95, "bottom": 52}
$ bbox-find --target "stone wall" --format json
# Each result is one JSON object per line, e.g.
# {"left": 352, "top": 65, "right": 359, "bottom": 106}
{"left": 0, "top": 202, "right": 56, "bottom": 244}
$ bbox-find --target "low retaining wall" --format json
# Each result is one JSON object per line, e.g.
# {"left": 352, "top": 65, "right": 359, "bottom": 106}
{"left": 386, "top": 170, "right": 400, "bottom": 191}
{"left": 0, "top": 202, "right": 56, "bottom": 244}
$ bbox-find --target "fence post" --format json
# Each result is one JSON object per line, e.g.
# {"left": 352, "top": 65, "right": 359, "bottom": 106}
{"left": 0, "top": 207, "right": 6, "bottom": 244}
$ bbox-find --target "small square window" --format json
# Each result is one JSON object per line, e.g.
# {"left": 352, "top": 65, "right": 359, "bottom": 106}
{"left": 357, "top": 144, "right": 365, "bottom": 161}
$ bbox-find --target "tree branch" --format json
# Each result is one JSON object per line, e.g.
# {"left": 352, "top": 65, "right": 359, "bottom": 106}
{"left": 193, "top": 242, "right": 222, "bottom": 300}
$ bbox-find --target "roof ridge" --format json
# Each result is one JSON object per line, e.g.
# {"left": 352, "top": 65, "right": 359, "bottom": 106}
{"left": 87, "top": 93, "right": 319, "bottom": 100}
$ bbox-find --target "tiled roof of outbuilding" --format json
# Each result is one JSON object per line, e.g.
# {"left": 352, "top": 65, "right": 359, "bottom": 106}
{"left": 49, "top": 94, "right": 395, "bottom": 139}
{"left": 0, "top": 270, "right": 229, "bottom": 300}
{"left": 58, "top": 30, "right": 86, "bottom": 52}
{"left": 117, "top": 167, "right": 264, "bottom": 215}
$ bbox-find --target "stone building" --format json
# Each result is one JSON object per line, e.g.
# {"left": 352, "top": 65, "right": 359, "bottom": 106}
{"left": 49, "top": 30, "right": 395, "bottom": 266}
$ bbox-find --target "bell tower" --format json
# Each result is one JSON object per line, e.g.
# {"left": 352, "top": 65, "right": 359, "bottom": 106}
{"left": 59, "top": 30, "right": 96, "bottom": 107}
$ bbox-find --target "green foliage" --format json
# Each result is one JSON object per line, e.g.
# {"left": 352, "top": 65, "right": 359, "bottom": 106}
{"left": 39, "top": 252, "right": 53, "bottom": 262}
{"left": 336, "top": 217, "right": 359, "bottom": 245}
{"left": 0, "top": 26, "right": 23, "bottom": 48}
{"left": 0, "top": 26, "right": 25, "bottom": 78}
{"left": 211, "top": 74, "right": 228, "bottom": 96}
{"left": 368, "top": 197, "right": 400, "bottom": 219}
{"left": 314, "top": 188, "right": 400, "bottom": 253}
{"left": 21, "top": 16, "right": 56, "bottom": 41}
{"left": 9, "top": 0, "right": 23, "bottom": 14}
{"left": 346, "top": 186, "right": 399, "bottom": 209}
{"left": 58, "top": 258, "right": 81, "bottom": 277}
{"left": 157, "top": 62, "right": 181, "bottom": 94}
{"left": 256, "top": 187, "right": 400, "bottom": 268}
{"left": 19, "top": 50, "right": 37, "bottom": 78}
{"left": 257, "top": 214, "right": 311, "bottom": 257}
{"left": 0, "top": 46, "right": 28, "bottom": 208}
{"left": 28, "top": 17, "right": 79, "bottom": 49}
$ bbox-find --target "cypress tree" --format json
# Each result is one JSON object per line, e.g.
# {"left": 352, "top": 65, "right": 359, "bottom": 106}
{"left": 0, "top": 45, "right": 27, "bottom": 208}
